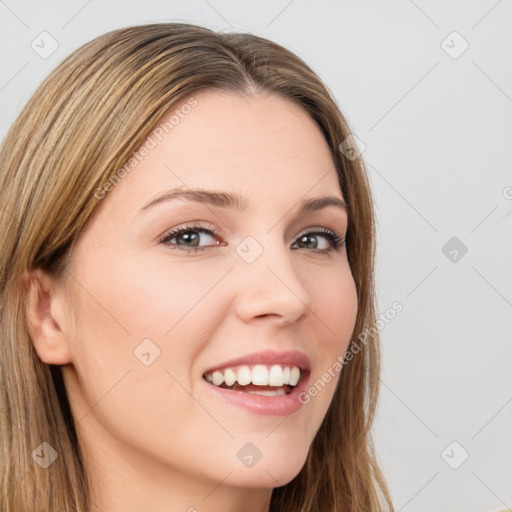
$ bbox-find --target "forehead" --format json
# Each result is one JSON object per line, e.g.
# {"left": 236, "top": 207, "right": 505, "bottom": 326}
{"left": 100, "top": 89, "right": 342, "bottom": 217}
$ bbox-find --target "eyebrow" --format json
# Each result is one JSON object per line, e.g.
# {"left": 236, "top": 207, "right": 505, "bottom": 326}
{"left": 138, "top": 188, "right": 349, "bottom": 215}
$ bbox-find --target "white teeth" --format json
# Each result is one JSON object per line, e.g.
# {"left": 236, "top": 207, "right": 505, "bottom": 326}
{"left": 289, "top": 367, "right": 300, "bottom": 386}
{"left": 269, "top": 364, "right": 284, "bottom": 386}
{"left": 224, "top": 368, "right": 237, "bottom": 387}
{"left": 204, "top": 364, "right": 303, "bottom": 389}
{"left": 212, "top": 371, "right": 224, "bottom": 386}
{"left": 251, "top": 365, "right": 269, "bottom": 385}
{"left": 237, "top": 365, "right": 252, "bottom": 386}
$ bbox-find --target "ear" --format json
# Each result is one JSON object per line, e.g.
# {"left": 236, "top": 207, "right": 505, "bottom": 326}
{"left": 23, "top": 268, "right": 73, "bottom": 365}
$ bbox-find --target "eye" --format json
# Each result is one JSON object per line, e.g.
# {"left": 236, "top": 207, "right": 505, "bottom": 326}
{"left": 159, "top": 224, "right": 345, "bottom": 254}
{"left": 159, "top": 224, "right": 225, "bottom": 253}
{"left": 292, "top": 228, "right": 345, "bottom": 252}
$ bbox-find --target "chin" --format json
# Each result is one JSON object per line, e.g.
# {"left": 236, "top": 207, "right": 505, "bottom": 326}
{"left": 229, "top": 465, "right": 304, "bottom": 489}
{"left": 227, "top": 445, "right": 309, "bottom": 489}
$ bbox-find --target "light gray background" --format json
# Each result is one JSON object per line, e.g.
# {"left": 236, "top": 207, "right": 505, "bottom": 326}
{"left": 1, "top": 1, "right": 511, "bottom": 511}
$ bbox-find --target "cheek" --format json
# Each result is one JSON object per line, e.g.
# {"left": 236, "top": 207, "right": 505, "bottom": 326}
{"left": 310, "top": 266, "right": 358, "bottom": 351}
{"left": 300, "top": 268, "right": 357, "bottom": 417}
{"left": 73, "top": 250, "right": 221, "bottom": 338}
{"left": 67, "top": 252, "right": 229, "bottom": 385}
{"left": 64, "top": 257, "right": 227, "bottom": 464}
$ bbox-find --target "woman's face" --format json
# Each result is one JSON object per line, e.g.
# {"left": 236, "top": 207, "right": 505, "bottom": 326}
{"left": 58, "top": 90, "right": 358, "bottom": 493}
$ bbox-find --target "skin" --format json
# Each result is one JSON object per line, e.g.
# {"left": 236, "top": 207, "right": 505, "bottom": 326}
{"left": 25, "top": 90, "right": 358, "bottom": 512}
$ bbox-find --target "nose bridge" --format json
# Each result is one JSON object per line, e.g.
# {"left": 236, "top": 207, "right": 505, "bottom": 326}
{"left": 233, "top": 229, "right": 312, "bottom": 324}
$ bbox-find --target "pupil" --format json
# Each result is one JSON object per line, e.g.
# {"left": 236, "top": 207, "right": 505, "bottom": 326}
{"left": 181, "top": 232, "right": 199, "bottom": 246}
{"left": 300, "top": 235, "right": 317, "bottom": 249}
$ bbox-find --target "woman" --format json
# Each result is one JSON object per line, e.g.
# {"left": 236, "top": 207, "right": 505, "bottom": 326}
{"left": 0, "top": 23, "right": 393, "bottom": 511}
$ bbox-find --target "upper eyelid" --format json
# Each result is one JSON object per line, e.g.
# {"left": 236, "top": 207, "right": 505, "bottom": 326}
{"left": 162, "top": 223, "right": 342, "bottom": 236}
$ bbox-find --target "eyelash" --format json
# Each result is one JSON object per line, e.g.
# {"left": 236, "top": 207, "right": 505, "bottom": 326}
{"left": 159, "top": 223, "right": 346, "bottom": 254}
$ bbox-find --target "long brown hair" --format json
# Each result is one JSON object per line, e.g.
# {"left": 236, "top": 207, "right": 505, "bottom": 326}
{"left": 0, "top": 23, "right": 393, "bottom": 511}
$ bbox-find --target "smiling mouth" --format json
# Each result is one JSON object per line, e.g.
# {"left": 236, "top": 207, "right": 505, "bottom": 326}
{"left": 202, "top": 363, "right": 303, "bottom": 396}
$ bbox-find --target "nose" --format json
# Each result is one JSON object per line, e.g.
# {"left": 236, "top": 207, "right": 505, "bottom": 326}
{"left": 233, "top": 236, "right": 313, "bottom": 327}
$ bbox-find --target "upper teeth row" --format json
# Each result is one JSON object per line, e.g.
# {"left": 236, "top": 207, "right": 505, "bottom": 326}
{"left": 204, "top": 364, "right": 301, "bottom": 387}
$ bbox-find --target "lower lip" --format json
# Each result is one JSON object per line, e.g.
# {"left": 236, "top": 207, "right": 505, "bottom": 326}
{"left": 203, "top": 372, "right": 310, "bottom": 416}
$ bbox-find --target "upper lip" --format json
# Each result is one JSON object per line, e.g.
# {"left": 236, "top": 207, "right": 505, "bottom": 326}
{"left": 203, "top": 350, "right": 311, "bottom": 374}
